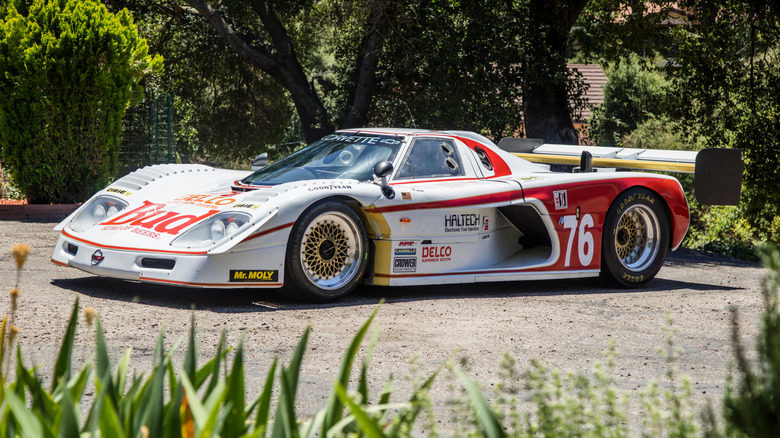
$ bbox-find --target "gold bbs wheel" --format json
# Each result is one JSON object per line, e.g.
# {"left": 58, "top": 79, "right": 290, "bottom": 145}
{"left": 613, "top": 204, "right": 660, "bottom": 271}
{"left": 293, "top": 205, "right": 366, "bottom": 296}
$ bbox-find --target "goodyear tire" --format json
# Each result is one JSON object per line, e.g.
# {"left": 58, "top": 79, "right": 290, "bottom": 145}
{"left": 284, "top": 200, "right": 368, "bottom": 302}
{"left": 601, "top": 188, "right": 669, "bottom": 287}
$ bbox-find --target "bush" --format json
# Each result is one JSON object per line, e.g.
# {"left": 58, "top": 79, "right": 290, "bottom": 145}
{"left": 589, "top": 54, "right": 669, "bottom": 146}
{"left": 0, "top": 0, "right": 162, "bottom": 203}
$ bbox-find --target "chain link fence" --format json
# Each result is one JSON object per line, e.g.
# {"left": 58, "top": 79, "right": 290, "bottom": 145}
{"left": 117, "top": 94, "right": 175, "bottom": 177}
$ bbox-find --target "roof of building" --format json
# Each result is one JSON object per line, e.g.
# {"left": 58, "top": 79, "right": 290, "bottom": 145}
{"left": 568, "top": 63, "right": 607, "bottom": 122}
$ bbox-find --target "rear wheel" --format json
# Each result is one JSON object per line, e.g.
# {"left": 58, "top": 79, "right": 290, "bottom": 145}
{"left": 601, "top": 188, "right": 669, "bottom": 287}
{"left": 284, "top": 200, "right": 368, "bottom": 302}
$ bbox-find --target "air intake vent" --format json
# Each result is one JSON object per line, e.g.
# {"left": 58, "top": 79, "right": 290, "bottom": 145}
{"left": 140, "top": 258, "right": 176, "bottom": 270}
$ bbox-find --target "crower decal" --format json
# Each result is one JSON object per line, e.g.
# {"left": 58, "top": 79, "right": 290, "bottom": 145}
{"left": 100, "top": 200, "right": 219, "bottom": 236}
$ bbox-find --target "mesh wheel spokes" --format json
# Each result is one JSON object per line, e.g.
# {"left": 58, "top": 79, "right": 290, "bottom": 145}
{"left": 614, "top": 205, "right": 660, "bottom": 271}
{"left": 303, "top": 222, "right": 348, "bottom": 279}
{"left": 300, "top": 212, "right": 362, "bottom": 290}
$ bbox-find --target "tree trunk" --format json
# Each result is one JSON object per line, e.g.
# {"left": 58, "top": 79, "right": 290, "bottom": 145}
{"left": 523, "top": 0, "right": 589, "bottom": 145}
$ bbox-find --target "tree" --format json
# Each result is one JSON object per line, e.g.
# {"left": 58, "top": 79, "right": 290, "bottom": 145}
{"left": 0, "top": 0, "right": 162, "bottom": 203}
{"left": 522, "top": 0, "right": 589, "bottom": 144}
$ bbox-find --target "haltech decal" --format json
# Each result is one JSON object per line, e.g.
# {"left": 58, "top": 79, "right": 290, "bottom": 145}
{"left": 444, "top": 213, "right": 481, "bottom": 232}
{"left": 100, "top": 200, "right": 218, "bottom": 236}
{"left": 229, "top": 270, "right": 279, "bottom": 282}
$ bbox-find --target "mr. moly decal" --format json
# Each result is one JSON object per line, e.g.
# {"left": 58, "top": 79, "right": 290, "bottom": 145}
{"left": 444, "top": 213, "right": 481, "bottom": 233}
{"left": 321, "top": 133, "right": 403, "bottom": 145}
{"left": 98, "top": 200, "right": 219, "bottom": 238}
{"left": 229, "top": 270, "right": 279, "bottom": 282}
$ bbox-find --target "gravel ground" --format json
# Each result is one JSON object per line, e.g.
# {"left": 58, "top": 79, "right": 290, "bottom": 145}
{"left": 0, "top": 219, "right": 766, "bottom": 432}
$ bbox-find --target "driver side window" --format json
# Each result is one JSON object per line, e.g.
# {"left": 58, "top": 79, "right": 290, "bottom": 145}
{"left": 396, "top": 139, "right": 464, "bottom": 179}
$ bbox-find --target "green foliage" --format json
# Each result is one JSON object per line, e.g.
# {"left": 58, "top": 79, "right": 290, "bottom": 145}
{"left": 622, "top": 115, "right": 707, "bottom": 151}
{"left": 711, "top": 244, "right": 780, "bottom": 437}
{"left": 0, "top": 162, "right": 23, "bottom": 200}
{"left": 589, "top": 54, "right": 670, "bottom": 146}
{"left": 0, "top": 0, "right": 162, "bottom": 203}
{"left": 669, "top": 0, "right": 780, "bottom": 240}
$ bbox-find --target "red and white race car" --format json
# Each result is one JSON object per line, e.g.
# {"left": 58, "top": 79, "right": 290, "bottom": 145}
{"left": 51, "top": 128, "right": 743, "bottom": 301}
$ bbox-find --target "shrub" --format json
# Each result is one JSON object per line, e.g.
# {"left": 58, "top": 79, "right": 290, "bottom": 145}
{"left": 0, "top": 0, "right": 162, "bottom": 203}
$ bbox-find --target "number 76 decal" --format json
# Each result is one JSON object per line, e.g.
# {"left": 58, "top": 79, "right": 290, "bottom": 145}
{"left": 562, "top": 214, "right": 595, "bottom": 267}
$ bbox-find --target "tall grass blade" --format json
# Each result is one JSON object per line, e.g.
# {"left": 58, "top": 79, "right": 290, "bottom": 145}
{"left": 54, "top": 387, "right": 79, "bottom": 438}
{"left": 224, "top": 340, "right": 247, "bottom": 438}
{"left": 252, "top": 357, "right": 278, "bottom": 436}
{"left": 455, "top": 367, "right": 505, "bottom": 438}
{"left": 334, "top": 383, "right": 387, "bottom": 438}
{"left": 51, "top": 299, "right": 79, "bottom": 391}
{"left": 322, "top": 304, "right": 381, "bottom": 433}
{"left": 5, "top": 387, "right": 43, "bottom": 438}
{"left": 184, "top": 312, "right": 197, "bottom": 382}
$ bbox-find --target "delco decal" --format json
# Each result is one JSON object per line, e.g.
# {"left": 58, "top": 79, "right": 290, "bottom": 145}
{"left": 553, "top": 190, "right": 568, "bottom": 210}
{"left": 106, "top": 187, "right": 133, "bottom": 196}
{"left": 444, "top": 213, "right": 481, "bottom": 233}
{"left": 229, "top": 270, "right": 279, "bottom": 282}
{"left": 100, "top": 200, "right": 218, "bottom": 236}
{"left": 170, "top": 192, "right": 238, "bottom": 208}
{"left": 421, "top": 245, "right": 452, "bottom": 263}
{"left": 393, "top": 257, "right": 417, "bottom": 272}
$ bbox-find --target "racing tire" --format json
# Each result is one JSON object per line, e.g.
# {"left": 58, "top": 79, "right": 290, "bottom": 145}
{"left": 600, "top": 188, "right": 669, "bottom": 287}
{"left": 284, "top": 200, "right": 369, "bottom": 302}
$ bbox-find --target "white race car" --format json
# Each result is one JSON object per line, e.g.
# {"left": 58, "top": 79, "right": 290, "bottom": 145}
{"left": 51, "top": 128, "right": 742, "bottom": 301}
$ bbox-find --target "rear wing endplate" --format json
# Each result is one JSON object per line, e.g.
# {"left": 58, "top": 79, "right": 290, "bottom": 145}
{"left": 497, "top": 138, "right": 745, "bottom": 205}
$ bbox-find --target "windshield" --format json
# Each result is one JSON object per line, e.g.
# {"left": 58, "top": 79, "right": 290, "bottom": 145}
{"left": 242, "top": 133, "right": 405, "bottom": 186}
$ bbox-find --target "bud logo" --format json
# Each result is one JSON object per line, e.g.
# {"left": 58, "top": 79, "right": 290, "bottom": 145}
{"left": 421, "top": 245, "right": 452, "bottom": 263}
{"left": 101, "top": 200, "right": 218, "bottom": 236}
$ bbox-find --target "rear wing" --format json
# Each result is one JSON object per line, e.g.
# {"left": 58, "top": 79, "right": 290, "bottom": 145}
{"left": 498, "top": 138, "right": 745, "bottom": 206}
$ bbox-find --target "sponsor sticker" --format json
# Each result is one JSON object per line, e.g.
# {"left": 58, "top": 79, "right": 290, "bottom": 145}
{"left": 482, "top": 217, "right": 489, "bottom": 231}
{"left": 307, "top": 184, "right": 353, "bottom": 191}
{"left": 229, "top": 270, "right": 279, "bottom": 282}
{"left": 553, "top": 190, "right": 568, "bottom": 210}
{"left": 234, "top": 203, "right": 258, "bottom": 209}
{"left": 394, "top": 248, "right": 416, "bottom": 256}
{"left": 100, "top": 200, "right": 219, "bottom": 236}
{"left": 444, "top": 213, "right": 481, "bottom": 233}
{"left": 401, "top": 192, "right": 412, "bottom": 200}
{"left": 170, "top": 192, "right": 238, "bottom": 208}
{"left": 106, "top": 187, "right": 133, "bottom": 196}
{"left": 421, "top": 245, "right": 452, "bottom": 263}
{"left": 398, "top": 241, "right": 415, "bottom": 246}
{"left": 393, "top": 257, "right": 417, "bottom": 272}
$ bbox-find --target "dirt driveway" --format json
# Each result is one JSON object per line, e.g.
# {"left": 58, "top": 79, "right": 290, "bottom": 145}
{"left": 0, "top": 219, "right": 765, "bottom": 427}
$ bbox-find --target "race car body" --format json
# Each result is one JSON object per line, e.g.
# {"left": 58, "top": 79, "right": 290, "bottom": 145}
{"left": 51, "top": 128, "right": 739, "bottom": 301}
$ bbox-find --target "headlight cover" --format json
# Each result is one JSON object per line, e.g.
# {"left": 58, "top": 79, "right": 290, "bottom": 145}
{"left": 170, "top": 212, "right": 252, "bottom": 249}
{"left": 69, "top": 196, "right": 129, "bottom": 232}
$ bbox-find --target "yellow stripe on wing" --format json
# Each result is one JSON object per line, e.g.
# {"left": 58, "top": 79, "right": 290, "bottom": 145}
{"left": 514, "top": 153, "right": 696, "bottom": 173}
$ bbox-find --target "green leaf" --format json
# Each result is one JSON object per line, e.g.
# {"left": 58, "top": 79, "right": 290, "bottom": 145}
{"left": 224, "top": 340, "right": 246, "bottom": 437}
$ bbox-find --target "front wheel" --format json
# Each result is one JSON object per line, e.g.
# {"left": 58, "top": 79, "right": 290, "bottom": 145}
{"left": 601, "top": 188, "right": 669, "bottom": 287}
{"left": 284, "top": 200, "right": 368, "bottom": 302}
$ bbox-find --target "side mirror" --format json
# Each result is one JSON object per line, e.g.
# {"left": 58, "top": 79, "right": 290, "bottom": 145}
{"left": 252, "top": 152, "right": 268, "bottom": 171}
{"left": 373, "top": 161, "right": 395, "bottom": 199}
